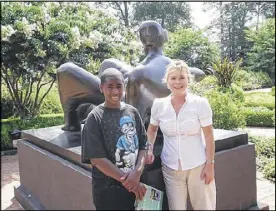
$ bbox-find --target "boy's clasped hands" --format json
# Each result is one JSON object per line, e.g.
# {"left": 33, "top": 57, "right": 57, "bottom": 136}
{"left": 120, "top": 149, "right": 155, "bottom": 201}
{"left": 120, "top": 169, "right": 147, "bottom": 201}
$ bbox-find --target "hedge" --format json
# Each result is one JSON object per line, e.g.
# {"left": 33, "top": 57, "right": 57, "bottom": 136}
{"left": 1, "top": 113, "right": 64, "bottom": 150}
{"left": 244, "top": 92, "right": 275, "bottom": 110}
{"left": 235, "top": 70, "right": 273, "bottom": 90}
{"left": 249, "top": 136, "right": 275, "bottom": 181}
{"left": 243, "top": 107, "right": 275, "bottom": 127}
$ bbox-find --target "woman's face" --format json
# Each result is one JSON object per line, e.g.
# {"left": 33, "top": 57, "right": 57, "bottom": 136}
{"left": 167, "top": 70, "right": 188, "bottom": 95}
{"left": 139, "top": 25, "right": 159, "bottom": 47}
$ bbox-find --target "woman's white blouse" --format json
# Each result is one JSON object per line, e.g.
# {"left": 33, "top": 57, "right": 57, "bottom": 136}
{"left": 150, "top": 93, "right": 213, "bottom": 170}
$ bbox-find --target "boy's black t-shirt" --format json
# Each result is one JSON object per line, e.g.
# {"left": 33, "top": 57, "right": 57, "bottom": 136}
{"left": 81, "top": 103, "right": 147, "bottom": 189}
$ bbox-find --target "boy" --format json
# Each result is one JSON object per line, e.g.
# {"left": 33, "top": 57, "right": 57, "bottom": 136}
{"left": 81, "top": 68, "right": 148, "bottom": 210}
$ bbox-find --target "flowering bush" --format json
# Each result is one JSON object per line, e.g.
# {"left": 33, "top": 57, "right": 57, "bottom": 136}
{"left": 1, "top": 2, "right": 142, "bottom": 118}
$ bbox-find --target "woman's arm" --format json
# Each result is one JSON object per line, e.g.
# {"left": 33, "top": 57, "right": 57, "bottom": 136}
{"left": 147, "top": 123, "right": 159, "bottom": 146}
{"left": 201, "top": 125, "right": 215, "bottom": 184}
{"left": 202, "top": 125, "right": 215, "bottom": 163}
{"left": 145, "top": 123, "right": 159, "bottom": 164}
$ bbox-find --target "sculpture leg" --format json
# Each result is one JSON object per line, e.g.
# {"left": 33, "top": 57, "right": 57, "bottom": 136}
{"left": 62, "top": 95, "right": 104, "bottom": 131}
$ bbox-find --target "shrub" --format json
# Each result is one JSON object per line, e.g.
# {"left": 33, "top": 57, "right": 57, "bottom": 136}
{"left": 1, "top": 85, "right": 15, "bottom": 119}
{"left": 249, "top": 136, "right": 275, "bottom": 158}
{"left": 1, "top": 83, "right": 63, "bottom": 119}
{"left": 243, "top": 107, "right": 275, "bottom": 127}
{"left": 39, "top": 85, "right": 63, "bottom": 115}
{"left": 263, "top": 159, "right": 275, "bottom": 181}
{"left": 1, "top": 114, "right": 64, "bottom": 150}
{"left": 249, "top": 135, "right": 275, "bottom": 181}
{"left": 205, "top": 90, "right": 246, "bottom": 130}
{"left": 218, "top": 84, "right": 245, "bottom": 103}
{"left": 244, "top": 92, "right": 275, "bottom": 110}
{"left": 272, "top": 86, "right": 275, "bottom": 96}
{"left": 212, "top": 57, "right": 243, "bottom": 88}
{"left": 235, "top": 70, "right": 273, "bottom": 90}
{"left": 189, "top": 76, "right": 217, "bottom": 96}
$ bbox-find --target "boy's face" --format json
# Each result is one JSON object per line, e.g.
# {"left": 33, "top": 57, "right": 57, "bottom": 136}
{"left": 100, "top": 77, "right": 124, "bottom": 108}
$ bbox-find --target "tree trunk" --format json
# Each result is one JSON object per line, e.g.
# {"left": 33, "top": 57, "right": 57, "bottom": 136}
{"left": 256, "top": 2, "right": 261, "bottom": 31}
{"left": 123, "top": 2, "right": 129, "bottom": 27}
{"left": 220, "top": 2, "right": 224, "bottom": 59}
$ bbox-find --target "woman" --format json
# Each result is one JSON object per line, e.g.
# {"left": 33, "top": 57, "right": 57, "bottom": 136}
{"left": 146, "top": 60, "right": 216, "bottom": 210}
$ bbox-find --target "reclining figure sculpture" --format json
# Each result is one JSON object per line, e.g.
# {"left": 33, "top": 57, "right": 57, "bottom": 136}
{"left": 57, "top": 20, "right": 206, "bottom": 132}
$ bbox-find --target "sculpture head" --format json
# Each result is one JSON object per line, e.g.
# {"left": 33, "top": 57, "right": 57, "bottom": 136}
{"left": 139, "top": 20, "right": 168, "bottom": 50}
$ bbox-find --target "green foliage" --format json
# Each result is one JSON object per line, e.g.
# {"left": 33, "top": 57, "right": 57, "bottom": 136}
{"left": 1, "top": 83, "right": 63, "bottom": 118}
{"left": 204, "top": 2, "right": 257, "bottom": 62}
{"left": 189, "top": 76, "right": 217, "bottom": 96}
{"left": 204, "top": 89, "right": 246, "bottom": 130}
{"left": 1, "top": 84, "right": 15, "bottom": 119}
{"left": 164, "top": 28, "right": 219, "bottom": 71}
{"left": 271, "top": 86, "right": 275, "bottom": 96}
{"left": 263, "top": 159, "right": 275, "bottom": 181}
{"left": 1, "top": 114, "right": 64, "bottom": 150}
{"left": 218, "top": 84, "right": 245, "bottom": 103}
{"left": 212, "top": 57, "right": 243, "bottom": 88}
{"left": 235, "top": 69, "right": 273, "bottom": 90}
{"left": 244, "top": 92, "right": 275, "bottom": 110}
{"left": 242, "top": 107, "right": 275, "bottom": 127}
{"left": 249, "top": 135, "right": 275, "bottom": 181}
{"left": 272, "top": 113, "right": 275, "bottom": 127}
{"left": 245, "top": 18, "right": 275, "bottom": 82}
{"left": 39, "top": 85, "right": 63, "bottom": 115}
{"left": 132, "top": 2, "right": 192, "bottom": 31}
{"left": 249, "top": 136, "right": 275, "bottom": 158}
{"left": 1, "top": 2, "right": 142, "bottom": 119}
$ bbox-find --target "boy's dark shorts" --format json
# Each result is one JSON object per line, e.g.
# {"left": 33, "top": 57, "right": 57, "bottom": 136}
{"left": 93, "top": 186, "right": 136, "bottom": 210}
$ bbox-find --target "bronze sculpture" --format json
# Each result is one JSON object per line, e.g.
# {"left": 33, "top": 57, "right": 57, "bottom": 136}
{"left": 57, "top": 20, "right": 206, "bottom": 131}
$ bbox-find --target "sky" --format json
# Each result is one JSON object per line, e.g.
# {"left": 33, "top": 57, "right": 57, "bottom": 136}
{"left": 189, "top": 2, "right": 213, "bottom": 29}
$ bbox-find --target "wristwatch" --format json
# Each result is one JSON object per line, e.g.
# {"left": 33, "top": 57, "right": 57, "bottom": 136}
{"left": 146, "top": 142, "right": 153, "bottom": 150}
{"left": 206, "top": 159, "right": 215, "bottom": 164}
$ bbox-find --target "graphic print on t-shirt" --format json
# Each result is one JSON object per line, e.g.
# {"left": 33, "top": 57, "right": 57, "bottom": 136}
{"left": 115, "top": 116, "right": 139, "bottom": 172}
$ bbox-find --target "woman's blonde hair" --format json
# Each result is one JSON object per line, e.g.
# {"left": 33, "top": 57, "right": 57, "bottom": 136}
{"left": 162, "top": 59, "right": 194, "bottom": 84}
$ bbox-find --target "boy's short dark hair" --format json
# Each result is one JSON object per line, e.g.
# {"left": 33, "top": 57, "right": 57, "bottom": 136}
{"left": 100, "top": 68, "right": 124, "bottom": 85}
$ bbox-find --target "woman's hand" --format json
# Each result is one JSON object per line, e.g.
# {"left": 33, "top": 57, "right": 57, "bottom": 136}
{"left": 200, "top": 163, "right": 215, "bottom": 184}
{"left": 145, "top": 148, "right": 155, "bottom": 164}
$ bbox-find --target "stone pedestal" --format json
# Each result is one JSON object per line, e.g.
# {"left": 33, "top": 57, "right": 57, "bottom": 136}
{"left": 14, "top": 125, "right": 269, "bottom": 210}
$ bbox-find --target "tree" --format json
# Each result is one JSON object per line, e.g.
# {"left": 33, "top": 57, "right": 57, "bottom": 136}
{"left": 203, "top": 2, "right": 258, "bottom": 62}
{"left": 1, "top": 2, "right": 142, "bottom": 119}
{"left": 132, "top": 2, "right": 192, "bottom": 31}
{"left": 164, "top": 28, "right": 219, "bottom": 71}
{"left": 203, "top": 2, "right": 275, "bottom": 63}
{"left": 245, "top": 18, "right": 275, "bottom": 82}
{"left": 94, "top": 2, "right": 132, "bottom": 27}
{"left": 113, "top": 2, "right": 130, "bottom": 27}
{"left": 247, "top": 2, "right": 275, "bottom": 31}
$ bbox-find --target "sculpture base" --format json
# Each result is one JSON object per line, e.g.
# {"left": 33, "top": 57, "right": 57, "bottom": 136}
{"left": 15, "top": 140, "right": 95, "bottom": 210}
{"left": 15, "top": 126, "right": 269, "bottom": 210}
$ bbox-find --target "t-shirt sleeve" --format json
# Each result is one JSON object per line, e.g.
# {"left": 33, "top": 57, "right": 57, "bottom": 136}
{"left": 81, "top": 113, "right": 107, "bottom": 164}
{"left": 150, "top": 98, "right": 160, "bottom": 126}
{"left": 134, "top": 109, "right": 147, "bottom": 151}
{"left": 198, "top": 97, "right": 213, "bottom": 127}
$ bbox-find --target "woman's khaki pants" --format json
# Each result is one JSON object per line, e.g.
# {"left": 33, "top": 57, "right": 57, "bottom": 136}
{"left": 162, "top": 163, "right": 216, "bottom": 210}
